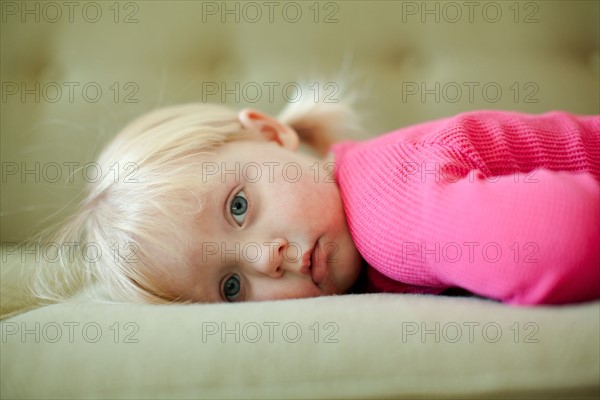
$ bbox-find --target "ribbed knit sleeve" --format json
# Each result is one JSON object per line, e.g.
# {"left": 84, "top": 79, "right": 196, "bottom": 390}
{"left": 332, "top": 110, "right": 600, "bottom": 305}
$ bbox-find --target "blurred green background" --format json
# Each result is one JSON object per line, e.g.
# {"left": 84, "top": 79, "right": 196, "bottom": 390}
{"left": 1, "top": 0, "right": 599, "bottom": 242}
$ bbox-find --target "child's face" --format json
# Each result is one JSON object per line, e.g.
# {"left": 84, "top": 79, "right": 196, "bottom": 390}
{"left": 156, "top": 110, "right": 363, "bottom": 303}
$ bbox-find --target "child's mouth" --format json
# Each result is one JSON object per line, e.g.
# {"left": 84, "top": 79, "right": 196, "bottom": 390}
{"left": 310, "top": 237, "right": 327, "bottom": 286}
{"left": 300, "top": 244, "right": 315, "bottom": 276}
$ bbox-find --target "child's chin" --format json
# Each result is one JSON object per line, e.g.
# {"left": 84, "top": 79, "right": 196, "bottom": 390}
{"left": 320, "top": 283, "right": 345, "bottom": 296}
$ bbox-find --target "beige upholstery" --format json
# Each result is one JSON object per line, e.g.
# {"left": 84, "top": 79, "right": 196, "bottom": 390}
{"left": 2, "top": 0, "right": 599, "bottom": 242}
{"left": 2, "top": 241, "right": 600, "bottom": 399}
{"left": 1, "top": 1, "right": 599, "bottom": 399}
{"left": 2, "top": 293, "right": 599, "bottom": 400}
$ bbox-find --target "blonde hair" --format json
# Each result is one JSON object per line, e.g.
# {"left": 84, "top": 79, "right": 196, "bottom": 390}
{"left": 26, "top": 87, "right": 363, "bottom": 306}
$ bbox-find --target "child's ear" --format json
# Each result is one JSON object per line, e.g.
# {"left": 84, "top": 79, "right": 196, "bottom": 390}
{"left": 238, "top": 109, "right": 299, "bottom": 150}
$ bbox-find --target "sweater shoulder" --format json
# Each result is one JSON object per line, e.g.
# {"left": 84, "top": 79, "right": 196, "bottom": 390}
{"left": 331, "top": 110, "right": 600, "bottom": 179}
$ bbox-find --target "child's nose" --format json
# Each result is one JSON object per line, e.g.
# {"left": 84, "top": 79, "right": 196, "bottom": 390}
{"left": 249, "top": 238, "right": 287, "bottom": 278}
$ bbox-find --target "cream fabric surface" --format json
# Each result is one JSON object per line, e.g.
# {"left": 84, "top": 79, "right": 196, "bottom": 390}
{"left": 2, "top": 244, "right": 599, "bottom": 399}
{"left": 2, "top": 294, "right": 599, "bottom": 399}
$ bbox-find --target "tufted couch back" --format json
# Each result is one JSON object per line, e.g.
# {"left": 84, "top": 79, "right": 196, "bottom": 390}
{"left": 1, "top": 0, "right": 599, "bottom": 242}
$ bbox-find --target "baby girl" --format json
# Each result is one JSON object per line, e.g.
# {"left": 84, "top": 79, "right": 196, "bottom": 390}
{"left": 30, "top": 96, "right": 600, "bottom": 306}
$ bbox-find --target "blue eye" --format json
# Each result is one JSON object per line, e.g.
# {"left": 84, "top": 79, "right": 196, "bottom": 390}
{"left": 222, "top": 274, "right": 241, "bottom": 302}
{"left": 230, "top": 190, "right": 247, "bottom": 226}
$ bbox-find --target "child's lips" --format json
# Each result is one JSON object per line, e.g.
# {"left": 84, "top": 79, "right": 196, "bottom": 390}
{"left": 300, "top": 245, "right": 314, "bottom": 276}
{"left": 300, "top": 238, "right": 327, "bottom": 285}
{"left": 310, "top": 237, "right": 327, "bottom": 286}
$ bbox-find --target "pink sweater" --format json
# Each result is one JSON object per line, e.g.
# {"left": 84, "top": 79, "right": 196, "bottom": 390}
{"left": 332, "top": 110, "right": 600, "bottom": 305}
